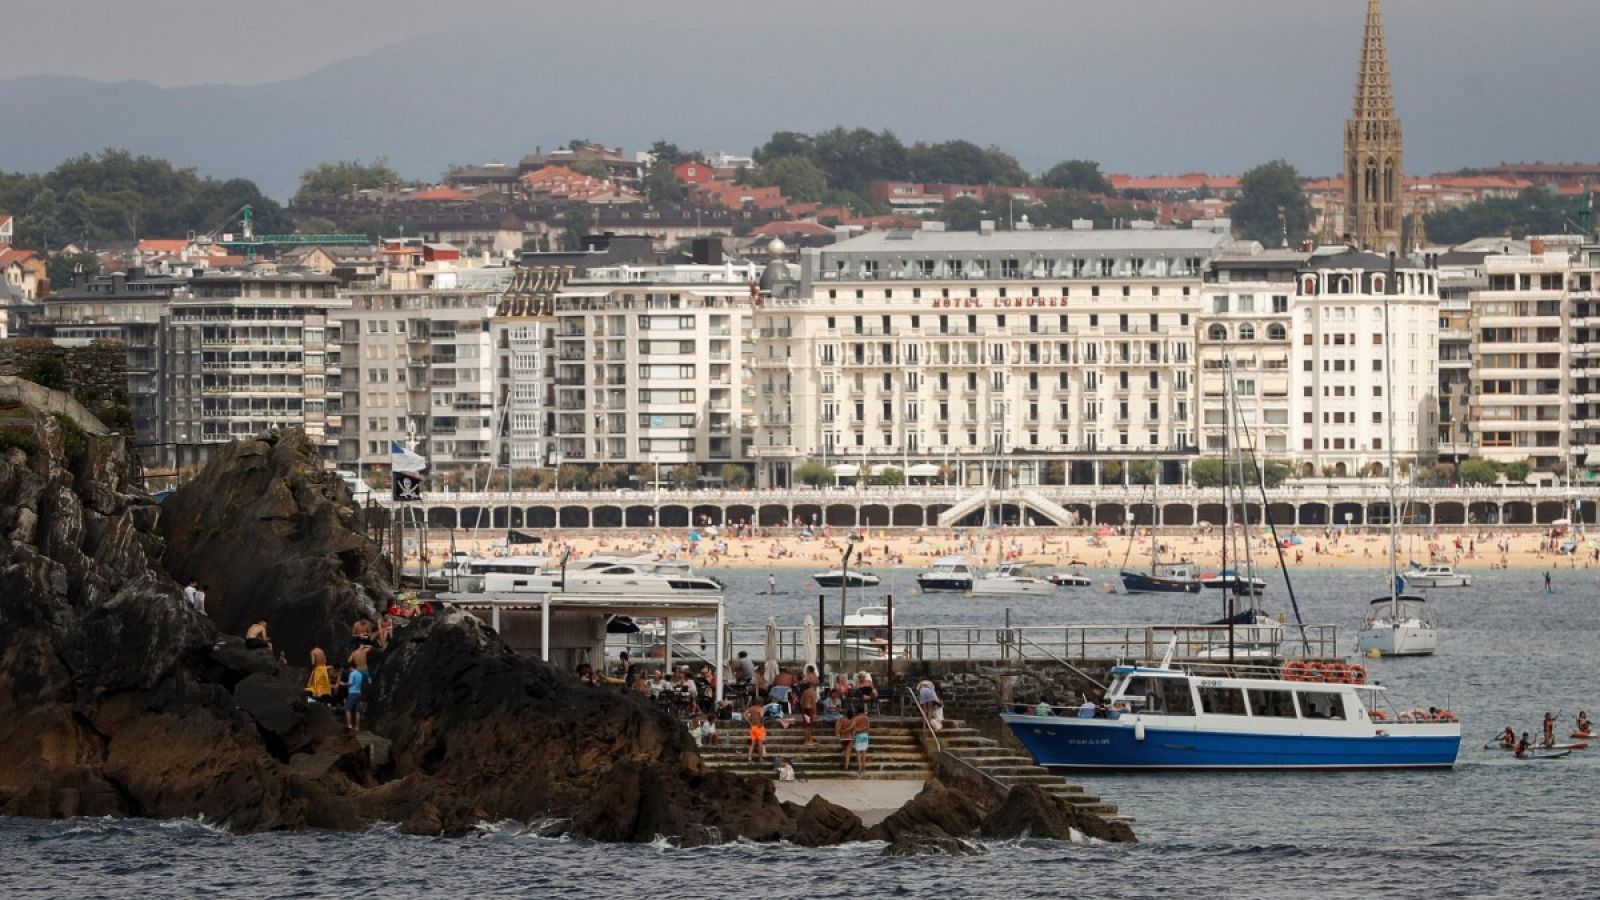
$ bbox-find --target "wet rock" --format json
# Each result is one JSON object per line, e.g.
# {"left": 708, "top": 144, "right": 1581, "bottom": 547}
{"left": 866, "top": 781, "right": 985, "bottom": 843}
{"left": 880, "top": 828, "right": 989, "bottom": 857}
{"left": 792, "top": 794, "right": 868, "bottom": 846}
{"left": 979, "top": 784, "right": 1137, "bottom": 844}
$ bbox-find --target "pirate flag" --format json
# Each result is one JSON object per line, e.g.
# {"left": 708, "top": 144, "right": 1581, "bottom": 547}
{"left": 391, "top": 441, "right": 429, "bottom": 502}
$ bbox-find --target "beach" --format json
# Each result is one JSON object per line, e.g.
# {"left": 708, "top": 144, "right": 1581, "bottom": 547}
{"left": 411, "top": 525, "right": 1595, "bottom": 573}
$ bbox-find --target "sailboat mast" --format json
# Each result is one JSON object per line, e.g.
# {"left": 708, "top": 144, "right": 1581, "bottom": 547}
{"left": 1383, "top": 252, "right": 1401, "bottom": 614}
{"left": 1222, "top": 357, "right": 1234, "bottom": 660}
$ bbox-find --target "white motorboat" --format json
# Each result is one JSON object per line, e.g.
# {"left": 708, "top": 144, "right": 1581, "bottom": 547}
{"left": 1192, "top": 610, "right": 1287, "bottom": 659}
{"left": 917, "top": 556, "right": 975, "bottom": 592}
{"left": 1399, "top": 564, "right": 1472, "bottom": 588}
{"left": 969, "top": 562, "right": 1059, "bottom": 596}
{"left": 1357, "top": 594, "right": 1438, "bottom": 656}
{"left": 822, "top": 606, "right": 899, "bottom": 661}
{"left": 812, "top": 569, "right": 881, "bottom": 588}
{"left": 1201, "top": 569, "right": 1268, "bottom": 597}
{"left": 1049, "top": 570, "right": 1092, "bottom": 588}
{"left": 562, "top": 563, "right": 723, "bottom": 595}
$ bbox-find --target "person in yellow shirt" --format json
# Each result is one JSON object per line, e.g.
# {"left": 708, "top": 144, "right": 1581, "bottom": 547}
{"left": 305, "top": 646, "right": 334, "bottom": 703}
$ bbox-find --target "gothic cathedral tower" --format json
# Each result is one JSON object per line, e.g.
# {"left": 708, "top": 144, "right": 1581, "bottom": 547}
{"left": 1344, "top": 0, "right": 1405, "bottom": 252}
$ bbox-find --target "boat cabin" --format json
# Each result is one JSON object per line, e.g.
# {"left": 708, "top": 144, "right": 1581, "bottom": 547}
{"left": 1102, "top": 665, "right": 1368, "bottom": 721}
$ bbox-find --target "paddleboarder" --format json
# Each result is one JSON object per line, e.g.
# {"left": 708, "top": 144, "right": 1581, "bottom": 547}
{"left": 1542, "top": 712, "right": 1557, "bottom": 748}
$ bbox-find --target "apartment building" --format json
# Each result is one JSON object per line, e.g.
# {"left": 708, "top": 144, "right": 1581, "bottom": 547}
{"left": 1289, "top": 250, "right": 1439, "bottom": 477}
{"left": 1468, "top": 249, "right": 1572, "bottom": 469}
{"left": 1569, "top": 243, "right": 1600, "bottom": 473}
{"left": 491, "top": 265, "right": 561, "bottom": 471}
{"left": 337, "top": 267, "right": 515, "bottom": 468}
{"left": 162, "top": 272, "right": 346, "bottom": 468}
{"left": 30, "top": 268, "right": 187, "bottom": 452}
{"left": 1197, "top": 252, "right": 1305, "bottom": 457}
{"left": 550, "top": 263, "right": 759, "bottom": 474}
{"left": 1431, "top": 250, "right": 1489, "bottom": 461}
{"left": 750, "top": 224, "right": 1229, "bottom": 488}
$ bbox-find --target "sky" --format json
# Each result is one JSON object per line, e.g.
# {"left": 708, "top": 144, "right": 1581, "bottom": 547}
{"left": 4, "top": 0, "right": 1598, "bottom": 186}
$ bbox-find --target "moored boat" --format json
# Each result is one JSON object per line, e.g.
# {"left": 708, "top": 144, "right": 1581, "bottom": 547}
{"left": 1049, "top": 570, "right": 1092, "bottom": 588}
{"left": 917, "top": 556, "right": 975, "bottom": 592}
{"left": 812, "top": 569, "right": 881, "bottom": 588}
{"left": 1002, "top": 658, "right": 1461, "bottom": 771}
{"left": 969, "top": 562, "right": 1058, "bottom": 596}
{"left": 1356, "top": 593, "right": 1437, "bottom": 657}
{"left": 1121, "top": 561, "right": 1202, "bottom": 594}
{"left": 1399, "top": 563, "right": 1472, "bottom": 588}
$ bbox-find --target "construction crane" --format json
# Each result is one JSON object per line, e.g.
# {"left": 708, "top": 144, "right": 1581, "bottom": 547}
{"left": 193, "top": 204, "right": 370, "bottom": 262}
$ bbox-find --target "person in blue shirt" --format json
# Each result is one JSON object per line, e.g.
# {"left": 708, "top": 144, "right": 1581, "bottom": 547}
{"left": 344, "top": 662, "right": 368, "bottom": 732}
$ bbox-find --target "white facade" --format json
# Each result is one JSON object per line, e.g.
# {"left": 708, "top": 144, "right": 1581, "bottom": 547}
{"left": 337, "top": 268, "right": 514, "bottom": 468}
{"left": 1197, "top": 253, "right": 1303, "bottom": 459}
{"left": 1288, "top": 251, "right": 1439, "bottom": 477}
{"left": 751, "top": 226, "right": 1228, "bottom": 487}
{"left": 550, "top": 263, "right": 758, "bottom": 475}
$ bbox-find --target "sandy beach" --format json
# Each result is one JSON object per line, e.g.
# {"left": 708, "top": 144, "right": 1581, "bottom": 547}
{"left": 410, "top": 525, "right": 1596, "bottom": 573}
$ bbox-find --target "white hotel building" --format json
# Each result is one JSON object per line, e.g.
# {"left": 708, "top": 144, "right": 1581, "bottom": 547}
{"left": 751, "top": 224, "right": 1230, "bottom": 488}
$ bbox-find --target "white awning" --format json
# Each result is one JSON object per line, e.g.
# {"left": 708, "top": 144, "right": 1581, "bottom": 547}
{"left": 830, "top": 463, "right": 860, "bottom": 476}
{"left": 906, "top": 463, "right": 941, "bottom": 477}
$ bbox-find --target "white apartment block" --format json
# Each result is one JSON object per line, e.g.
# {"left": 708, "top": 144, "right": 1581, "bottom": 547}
{"left": 751, "top": 225, "right": 1229, "bottom": 488}
{"left": 1289, "top": 250, "right": 1439, "bottom": 477}
{"left": 491, "top": 265, "right": 561, "bottom": 471}
{"left": 162, "top": 272, "right": 346, "bottom": 468}
{"left": 1197, "top": 252, "right": 1303, "bottom": 458}
{"left": 337, "top": 267, "right": 515, "bottom": 468}
{"left": 1569, "top": 243, "right": 1600, "bottom": 472}
{"left": 550, "top": 263, "right": 759, "bottom": 473}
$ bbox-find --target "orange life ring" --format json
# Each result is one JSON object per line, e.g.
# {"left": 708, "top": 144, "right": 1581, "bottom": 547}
{"left": 1346, "top": 663, "right": 1367, "bottom": 685}
{"left": 1435, "top": 710, "right": 1457, "bottom": 723}
{"left": 1282, "top": 660, "right": 1311, "bottom": 682}
{"left": 1369, "top": 709, "right": 1388, "bottom": 721}
{"left": 1323, "top": 662, "right": 1350, "bottom": 684}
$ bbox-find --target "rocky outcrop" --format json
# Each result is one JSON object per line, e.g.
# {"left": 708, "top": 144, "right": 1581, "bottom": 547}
{"left": 981, "top": 784, "right": 1137, "bottom": 844}
{"left": 159, "top": 430, "right": 393, "bottom": 661}
{"left": 1, "top": 413, "right": 1125, "bottom": 848}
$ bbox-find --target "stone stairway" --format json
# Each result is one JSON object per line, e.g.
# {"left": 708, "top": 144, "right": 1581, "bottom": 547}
{"left": 698, "top": 716, "right": 933, "bottom": 780}
{"left": 933, "top": 721, "right": 1121, "bottom": 818}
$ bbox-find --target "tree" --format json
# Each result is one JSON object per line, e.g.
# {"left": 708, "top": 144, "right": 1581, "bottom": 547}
{"left": 671, "top": 463, "right": 702, "bottom": 489}
{"left": 590, "top": 464, "right": 622, "bottom": 490}
{"left": 908, "top": 140, "right": 1029, "bottom": 186}
{"left": 46, "top": 251, "right": 101, "bottom": 291}
{"left": 871, "top": 466, "right": 906, "bottom": 486}
{"left": 1127, "top": 459, "right": 1157, "bottom": 485}
{"left": 1230, "top": 160, "right": 1314, "bottom": 247}
{"left": 556, "top": 463, "right": 590, "bottom": 490}
{"left": 1502, "top": 459, "right": 1532, "bottom": 484}
{"left": 1458, "top": 458, "right": 1500, "bottom": 486}
{"left": 20, "top": 353, "right": 67, "bottom": 390}
{"left": 1425, "top": 188, "right": 1573, "bottom": 245}
{"left": 721, "top": 463, "right": 750, "bottom": 489}
{"left": 794, "top": 460, "right": 832, "bottom": 487}
{"left": 294, "top": 158, "right": 402, "bottom": 203}
{"left": 1430, "top": 462, "right": 1458, "bottom": 487}
{"left": 1041, "top": 159, "right": 1112, "bottom": 194}
{"left": 561, "top": 206, "right": 594, "bottom": 251}
{"left": 1260, "top": 460, "right": 1292, "bottom": 489}
{"left": 941, "top": 197, "right": 984, "bottom": 231}
{"left": 571, "top": 159, "right": 611, "bottom": 180}
{"left": 1190, "top": 458, "right": 1226, "bottom": 488}
{"left": 753, "top": 156, "right": 828, "bottom": 202}
{"left": 1046, "top": 460, "right": 1067, "bottom": 485}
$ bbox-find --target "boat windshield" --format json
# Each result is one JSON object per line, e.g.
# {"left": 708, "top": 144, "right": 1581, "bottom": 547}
{"left": 1114, "top": 674, "right": 1195, "bottom": 715}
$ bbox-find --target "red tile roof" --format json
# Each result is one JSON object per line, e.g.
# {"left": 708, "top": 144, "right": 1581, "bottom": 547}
{"left": 404, "top": 186, "right": 476, "bottom": 202}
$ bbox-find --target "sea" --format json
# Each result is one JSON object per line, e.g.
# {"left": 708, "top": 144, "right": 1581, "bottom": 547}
{"left": 5, "top": 564, "right": 1599, "bottom": 899}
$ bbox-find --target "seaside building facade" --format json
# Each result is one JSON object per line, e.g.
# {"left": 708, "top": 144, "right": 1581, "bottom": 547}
{"left": 750, "top": 224, "right": 1230, "bottom": 488}
{"left": 1197, "top": 252, "right": 1305, "bottom": 459}
{"left": 161, "top": 272, "right": 346, "bottom": 468}
{"left": 1289, "top": 250, "right": 1439, "bottom": 478}
{"left": 550, "top": 262, "right": 759, "bottom": 479}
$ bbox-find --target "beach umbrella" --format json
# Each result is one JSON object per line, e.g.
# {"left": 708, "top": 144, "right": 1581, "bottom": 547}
{"left": 764, "top": 615, "right": 780, "bottom": 679}
{"left": 802, "top": 614, "right": 818, "bottom": 672}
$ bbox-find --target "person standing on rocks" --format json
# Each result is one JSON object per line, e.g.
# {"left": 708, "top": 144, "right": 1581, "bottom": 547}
{"left": 305, "top": 647, "right": 334, "bottom": 703}
{"left": 183, "top": 579, "right": 200, "bottom": 612}
{"left": 344, "top": 656, "right": 368, "bottom": 732}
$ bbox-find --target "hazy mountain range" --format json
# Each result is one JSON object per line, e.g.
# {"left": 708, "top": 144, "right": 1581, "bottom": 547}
{"left": 3, "top": 2, "right": 1596, "bottom": 201}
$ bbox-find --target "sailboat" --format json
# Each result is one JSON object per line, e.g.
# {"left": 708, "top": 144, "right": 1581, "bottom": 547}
{"left": 1357, "top": 265, "right": 1438, "bottom": 657}
{"left": 1202, "top": 360, "right": 1268, "bottom": 599}
{"left": 1120, "top": 468, "right": 1202, "bottom": 594}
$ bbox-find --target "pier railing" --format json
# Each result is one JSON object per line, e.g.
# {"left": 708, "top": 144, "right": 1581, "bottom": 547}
{"left": 709, "top": 621, "right": 1339, "bottom": 667}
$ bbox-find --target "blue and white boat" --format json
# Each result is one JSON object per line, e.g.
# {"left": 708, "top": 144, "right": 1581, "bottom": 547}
{"left": 1003, "top": 658, "right": 1461, "bottom": 771}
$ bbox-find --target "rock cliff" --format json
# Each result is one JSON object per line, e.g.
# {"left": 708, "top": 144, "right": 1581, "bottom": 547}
{"left": 0, "top": 412, "right": 1126, "bottom": 848}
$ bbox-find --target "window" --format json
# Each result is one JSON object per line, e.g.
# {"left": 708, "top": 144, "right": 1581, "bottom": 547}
{"left": 1198, "top": 686, "right": 1248, "bottom": 716}
{"left": 1208, "top": 324, "right": 1228, "bottom": 341}
{"left": 1248, "top": 689, "right": 1298, "bottom": 718}
{"left": 1296, "top": 691, "right": 1348, "bottom": 720}
{"left": 1120, "top": 677, "right": 1194, "bottom": 715}
{"left": 1238, "top": 323, "right": 1256, "bottom": 341}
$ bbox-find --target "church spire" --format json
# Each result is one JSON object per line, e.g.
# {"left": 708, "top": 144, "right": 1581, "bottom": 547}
{"left": 1344, "top": 0, "right": 1406, "bottom": 252}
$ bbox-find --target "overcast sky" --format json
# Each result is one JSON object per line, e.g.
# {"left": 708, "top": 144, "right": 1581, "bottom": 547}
{"left": 5, "top": 0, "right": 1598, "bottom": 180}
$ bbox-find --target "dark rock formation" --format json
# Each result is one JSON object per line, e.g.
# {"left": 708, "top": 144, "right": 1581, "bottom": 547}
{"left": 791, "top": 794, "right": 869, "bottom": 846}
{"left": 159, "top": 430, "right": 394, "bottom": 662}
{"left": 980, "top": 784, "right": 1138, "bottom": 844}
{"left": 881, "top": 832, "right": 989, "bottom": 857}
{"left": 1, "top": 413, "right": 1130, "bottom": 849}
{"left": 865, "top": 781, "right": 986, "bottom": 844}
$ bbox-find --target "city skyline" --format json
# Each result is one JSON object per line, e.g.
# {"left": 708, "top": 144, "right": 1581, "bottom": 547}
{"left": 2, "top": 1, "right": 1597, "bottom": 197}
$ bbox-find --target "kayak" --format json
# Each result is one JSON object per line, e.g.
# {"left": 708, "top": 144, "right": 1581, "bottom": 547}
{"left": 1486, "top": 741, "right": 1587, "bottom": 752}
{"left": 1573, "top": 731, "right": 1596, "bottom": 740}
{"left": 1516, "top": 750, "right": 1572, "bottom": 760}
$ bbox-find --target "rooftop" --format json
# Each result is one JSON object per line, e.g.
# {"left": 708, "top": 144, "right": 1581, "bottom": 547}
{"left": 817, "top": 227, "right": 1230, "bottom": 255}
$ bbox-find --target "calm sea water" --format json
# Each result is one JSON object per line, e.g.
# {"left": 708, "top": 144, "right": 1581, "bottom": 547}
{"left": 6, "top": 565, "right": 1598, "bottom": 898}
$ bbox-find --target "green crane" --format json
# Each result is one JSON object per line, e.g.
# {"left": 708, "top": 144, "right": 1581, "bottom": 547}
{"left": 198, "top": 205, "right": 370, "bottom": 261}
